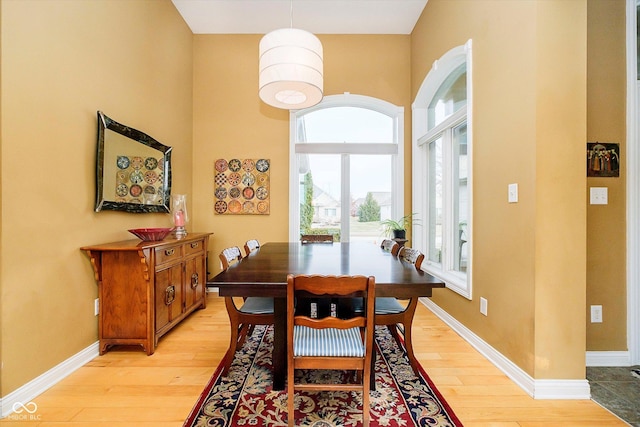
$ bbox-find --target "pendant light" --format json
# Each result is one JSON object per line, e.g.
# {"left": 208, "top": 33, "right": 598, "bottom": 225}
{"left": 258, "top": 1, "right": 323, "bottom": 109}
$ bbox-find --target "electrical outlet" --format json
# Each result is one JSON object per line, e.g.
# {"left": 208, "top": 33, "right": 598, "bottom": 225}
{"left": 94, "top": 298, "right": 100, "bottom": 316}
{"left": 480, "top": 297, "right": 488, "bottom": 316}
{"left": 591, "top": 305, "right": 602, "bottom": 323}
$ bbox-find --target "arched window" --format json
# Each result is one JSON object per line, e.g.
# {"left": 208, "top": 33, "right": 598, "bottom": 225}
{"left": 412, "top": 40, "right": 473, "bottom": 298}
{"left": 289, "top": 94, "right": 404, "bottom": 243}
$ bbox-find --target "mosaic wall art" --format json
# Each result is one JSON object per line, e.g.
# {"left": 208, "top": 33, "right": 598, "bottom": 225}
{"left": 214, "top": 158, "right": 270, "bottom": 215}
{"left": 115, "top": 155, "right": 165, "bottom": 205}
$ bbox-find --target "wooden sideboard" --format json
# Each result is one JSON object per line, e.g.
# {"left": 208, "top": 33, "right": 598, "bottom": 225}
{"left": 81, "top": 232, "right": 211, "bottom": 355}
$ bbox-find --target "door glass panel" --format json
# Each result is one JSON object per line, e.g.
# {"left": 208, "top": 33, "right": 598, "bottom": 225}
{"left": 452, "top": 123, "right": 468, "bottom": 273}
{"left": 428, "top": 137, "right": 443, "bottom": 264}
{"left": 350, "top": 154, "right": 392, "bottom": 243}
{"left": 299, "top": 154, "right": 341, "bottom": 240}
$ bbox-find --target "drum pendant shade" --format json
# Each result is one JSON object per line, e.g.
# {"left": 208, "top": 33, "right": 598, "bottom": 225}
{"left": 259, "top": 28, "right": 323, "bottom": 109}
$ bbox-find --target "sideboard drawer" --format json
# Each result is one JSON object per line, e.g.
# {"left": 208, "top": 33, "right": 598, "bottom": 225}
{"left": 155, "top": 244, "right": 183, "bottom": 266}
{"left": 184, "top": 239, "right": 205, "bottom": 257}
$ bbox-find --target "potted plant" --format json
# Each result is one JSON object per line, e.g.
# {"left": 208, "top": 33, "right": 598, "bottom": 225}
{"left": 380, "top": 213, "right": 419, "bottom": 239}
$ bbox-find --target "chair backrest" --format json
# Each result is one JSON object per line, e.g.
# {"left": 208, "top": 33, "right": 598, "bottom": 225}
{"left": 287, "top": 274, "right": 375, "bottom": 332}
{"left": 244, "top": 239, "right": 260, "bottom": 256}
{"left": 398, "top": 247, "right": 425, "bottom": 270}
{"left": 380, "top": 239, "right": 400, "bottom": 256}
{"left": 287, "top": 274, "right": 376, "bottom": 426}
{"left": 219, "top": 246, "right": 243, "bottom": 270}
{"left": 300, "top": 234, "right": 334, "bottom": 243}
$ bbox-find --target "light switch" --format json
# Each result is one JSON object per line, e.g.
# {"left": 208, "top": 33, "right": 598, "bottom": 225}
{"left": 590, "top": 187, "right": 608, "bottom": 205}
{"left": 508, "top": 183, "right": 518, "bottom": 203}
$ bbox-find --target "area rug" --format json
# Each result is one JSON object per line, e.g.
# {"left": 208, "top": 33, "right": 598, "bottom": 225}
{"left": 183, "top": 325, "right": 462, "bottom": 427}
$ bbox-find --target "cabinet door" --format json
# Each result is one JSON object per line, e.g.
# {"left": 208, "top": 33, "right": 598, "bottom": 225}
{"left": 184, "top": 254, "right": 206, "bottom": 312}
{"left": 155, "top": 263, "right": 184, "bottom": 333}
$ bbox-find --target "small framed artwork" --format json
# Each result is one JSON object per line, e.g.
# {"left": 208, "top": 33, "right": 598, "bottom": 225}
{"left": 213, "top": 158, "right": 270, "bottom": 215}
{"left": 587, "top": 142, "right": 619, "bottom": 177}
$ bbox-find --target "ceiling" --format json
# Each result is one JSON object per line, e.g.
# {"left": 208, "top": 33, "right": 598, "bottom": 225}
{"left": 171, "top": 0, "right": 428, "bottom": 35}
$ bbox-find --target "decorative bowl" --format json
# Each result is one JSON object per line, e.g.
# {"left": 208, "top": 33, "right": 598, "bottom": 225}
{"left": 128, "top": 227, "right": 174, "bottom": 242}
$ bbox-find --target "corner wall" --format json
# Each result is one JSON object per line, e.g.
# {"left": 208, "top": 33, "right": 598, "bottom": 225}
{"left": 192, "top": 34, "right": 412, "bottom": 269}
{"left": 411, "top": 0, "right": 588, "bottom": 379}
{"left": 0, "top": 0, "right": 193, "bottom": 396}
{"left": 585, "top": 0, "right": 627, "bottom": 353}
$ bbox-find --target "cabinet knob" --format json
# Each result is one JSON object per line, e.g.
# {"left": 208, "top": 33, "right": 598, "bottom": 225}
{"left": 164, "top": 248, "right": 175, "bottom": 256}
{"left": 191, "top": 273, "right": 199, "bottom": 288}
{"left": 165, "top": 285, "right": 176, "bottom": 305}
{"left": 190, "top": 242, "right": 199, "bottom": 249}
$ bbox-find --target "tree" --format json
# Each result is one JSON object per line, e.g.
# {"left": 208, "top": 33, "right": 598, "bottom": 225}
{"left": 300, "top": 172, "right": 314, "bottom": 233}
{"left": 358, "top": 192, "right": 380, "bottom": 222}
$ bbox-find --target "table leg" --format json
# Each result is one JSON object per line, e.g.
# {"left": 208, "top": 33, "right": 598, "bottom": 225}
{"left": 272, "top": 297, "right": 287, "bottom": 390}
{"left": 370, "top": 345, "right": 376, "bottom": 390}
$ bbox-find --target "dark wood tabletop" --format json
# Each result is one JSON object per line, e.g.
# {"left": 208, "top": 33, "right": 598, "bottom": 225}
{"left": 209, "top": 241, "right": 445, "bottom": 298}
{"left": 208, "top": 241, "right": 446, "bottom": 389}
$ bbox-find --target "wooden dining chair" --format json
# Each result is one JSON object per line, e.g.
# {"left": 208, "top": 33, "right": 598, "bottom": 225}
{"left": 243, "top": 239, "right": 260, "bottom": 257}
{"left": 287, "top": 274, "right": 376, "bottom": 427}
{"left": 219, "top": 246, "right": 243, "bottom": 269}
{"left": 219, "top": 246, "right": 274, "bottom": 375}
{"left": 300, "top": 234, "right": 334, "bottom": 243}
{"left": 398, "top": 246, "right": 425, "bottom": 269}
{"left": 375, "top": 246, "right": 425, "bottom": 375}
{"left": 380, "top": 239, "right": 400, "bottom": 255}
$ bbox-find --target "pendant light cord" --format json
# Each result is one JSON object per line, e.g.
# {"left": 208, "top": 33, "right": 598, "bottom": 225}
{"left": 290, "top": 0, "right": 293, "bottom": 28}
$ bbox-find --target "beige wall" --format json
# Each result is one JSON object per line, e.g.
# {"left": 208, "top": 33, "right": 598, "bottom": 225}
{"left": 0, "top": 0, "right": 193, "bottom": 395}
{"left": 411, "top": 0, "right": 588, "bottom": 378}
{"left": 193, "top": 34, "right": 412, "bottom": 272}
{"left": 586, "top": 0, "right": 627, "bottom": 351}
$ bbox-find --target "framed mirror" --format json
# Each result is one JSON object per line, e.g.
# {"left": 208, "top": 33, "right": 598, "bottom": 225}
{"left": 95, "top": 111, "right": 172, "bottom": 213}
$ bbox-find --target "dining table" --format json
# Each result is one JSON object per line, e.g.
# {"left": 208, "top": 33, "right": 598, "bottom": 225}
{"left": 208, "top": 241, "right": 446, "bottom": 390}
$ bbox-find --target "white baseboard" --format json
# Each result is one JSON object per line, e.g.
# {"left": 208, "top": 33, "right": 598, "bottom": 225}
{"left": 1, "top": 342, "right": 100, "bottom": 418}
{"left": 420, "top": 298, "right": 591, "bottom": 400}
{"left": 586, "top": 351, "right": 632, "bottom": 367}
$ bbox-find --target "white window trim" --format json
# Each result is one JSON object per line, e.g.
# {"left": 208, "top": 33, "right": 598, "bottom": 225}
{"left": 289, "top": 93, "right": 404, "bottom": 242}
{"left": 626, "top": 0, "right": 640, "bottom": 365}
{"left": 412, "top": 40, "right": 473, "bottom": 299}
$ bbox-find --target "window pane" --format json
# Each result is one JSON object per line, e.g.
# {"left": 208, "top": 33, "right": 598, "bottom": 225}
{"left": 452, "top": 123, "right": 468, "bottom": 273}
{"left": 350, "top": 155, "right": 392, "bottom": 243}
{"left": 292, "top": 96, "right": 403, "bottom": 246}
{"left": 299, "top": 155, "right": 341, "bottom": 240}
{"left": 428, "top": 64, "right": 467, "bottom": 130}
{"left": 428, "top": 138, "right": 443, "bottom": 264}
{"left": 299, "top": 107, "right": 393, "bottom": 143}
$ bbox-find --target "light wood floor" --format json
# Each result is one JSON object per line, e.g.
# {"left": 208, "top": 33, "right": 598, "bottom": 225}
{"left": 0, "top": 292, "right": 628, "bottom": 426}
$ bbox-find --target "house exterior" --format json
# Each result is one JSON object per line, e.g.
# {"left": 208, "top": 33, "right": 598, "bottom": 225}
{"left": 312, "top": 184, "right": 341, "bottom": 225}
{"left": 352, "top": 191, "right": 392, "bottom": 221}
{"left": 0, "top": 0, "right": 630, "bottom": 409}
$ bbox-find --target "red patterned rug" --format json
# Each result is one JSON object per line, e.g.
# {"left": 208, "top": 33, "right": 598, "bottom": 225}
{"left": 183, "top": 325, "right": 462, "bottom": 426}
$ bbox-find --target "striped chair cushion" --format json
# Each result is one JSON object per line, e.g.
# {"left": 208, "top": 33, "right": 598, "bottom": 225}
{"left": 374, "top": 297, "right": 406, "bottom": 314}
{"left": 293, "top": 326, "right": 365, "bottom": 357}
{"left": 239, "top": 297, "right": 274, "bottom": 314}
